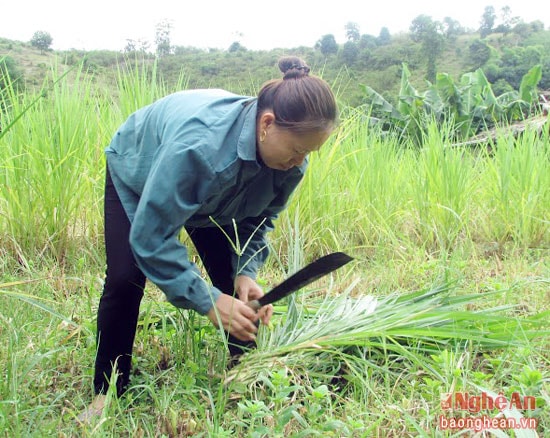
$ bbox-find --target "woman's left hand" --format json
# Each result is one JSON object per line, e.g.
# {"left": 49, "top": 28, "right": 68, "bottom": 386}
{"left": 234, "top": 275, "right": 273, "bottom": 325}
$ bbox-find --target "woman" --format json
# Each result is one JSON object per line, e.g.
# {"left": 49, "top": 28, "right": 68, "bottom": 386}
{"left": 79, "top": 56, "right": 337, "bottom": 420}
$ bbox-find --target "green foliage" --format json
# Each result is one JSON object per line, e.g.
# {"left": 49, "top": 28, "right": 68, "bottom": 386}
{"left": 477, "top": 130, "right": 550, "bottom": 246}
{"left": 442, "top": 17, "right": 465, "bottom": 41}
{"left": 480, "top": 6, "right": 497, "bottom": 38}
{"left": 344, "top": 22, "right": 360, "bottom": 42}
{"left": 0, "top": 63, "right": 548, "bottom": 435}
{"left": 228, "top": 282, "right": 549, "bottom": 435}
{"left": 410, "top": 15, "right": 446, "bottom": 82}
{"left": 0, "top": 64, "right": 105, "bottom": 261}
{"left": 317, "top": 34, "right": 338, "bottom": 57}
{"left": 468, "top": 39, "right": 492, "bottom": 70}
{"left": 368, "top": 37, "right": 419, "bottom": 70}
{"left": 240, "top": 283, "right": 548, "bottom": 363}
{"left": 378, "top": 27, "right": 391, "bottom": 45}
{"left": 361, "top": 63, "right": 543, "bottom": 144}
{"left": 155, "top": 19, "right": 173, "bottom": 57}
{"left": 412, "top": 124, "right": 474, "bottom": 249}
{"left": 115, "top": 56, "right": 173, "bottom": 118}
{"left": 228, "top": 41, "right": 246, "bottom": 53}
{"left": 0, "top": 56, "right": 24, "bottom": 101}
{"left": 3, "top": 19, "right": 550, "bottom": 110}
{"left": 341, "top": 41, "right": 359, "bottom": 66}
{"left": 498, "top": 45, "right": 544, "bottom": 89}
{"left": 30, "top": 30, "right": 53, "bottom": 53}
{"left": 1, "top": 22, "right": 549, "bottom": 437}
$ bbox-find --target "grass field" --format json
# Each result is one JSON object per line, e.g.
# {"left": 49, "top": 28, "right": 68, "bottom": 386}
{"left": 1, "top": 63, "right": 549, "bottom": 437}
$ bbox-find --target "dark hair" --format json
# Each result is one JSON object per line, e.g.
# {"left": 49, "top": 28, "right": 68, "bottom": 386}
{"left": 257, "top": 56, "right": 337, "bottom": 134}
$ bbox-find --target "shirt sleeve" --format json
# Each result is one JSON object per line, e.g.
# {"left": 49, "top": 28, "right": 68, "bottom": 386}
{"left": 129, "top": 143, "right": 221, "bottom": 315}
{"left": 233, "top": 168, "right": 305, "bottom": 279}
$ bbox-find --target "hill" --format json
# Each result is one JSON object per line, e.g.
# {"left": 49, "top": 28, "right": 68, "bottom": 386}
{"left": 2, "top": 20, "right": 550, "bottom": 107}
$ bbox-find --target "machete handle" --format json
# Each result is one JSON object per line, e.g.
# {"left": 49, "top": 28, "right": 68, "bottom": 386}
{"left": 246, "top": 300, "right": 261, "bottom": 311}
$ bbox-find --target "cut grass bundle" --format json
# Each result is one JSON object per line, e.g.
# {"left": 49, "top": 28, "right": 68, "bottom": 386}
{"left": 227, "top": 281, "right": 548, "bottom": 387}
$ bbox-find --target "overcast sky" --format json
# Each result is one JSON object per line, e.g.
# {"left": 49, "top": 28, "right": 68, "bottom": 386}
{"left": 2, "top": 0, "right": 549, "bottom": 51}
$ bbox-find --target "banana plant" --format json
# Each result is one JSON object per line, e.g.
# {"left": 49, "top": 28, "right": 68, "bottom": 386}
{"left": 360, "top": 63, "right": 543, "bottom": 145}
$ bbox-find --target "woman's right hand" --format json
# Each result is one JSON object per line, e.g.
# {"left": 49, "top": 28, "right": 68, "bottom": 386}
{"left": 206, "top": 294, "right": 259, "bottom": 341}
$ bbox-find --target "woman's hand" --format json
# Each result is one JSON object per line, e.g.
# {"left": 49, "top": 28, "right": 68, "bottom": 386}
{"left": 207, "top": 294, "right": 259, "bottom": 342}
{"left": 206, "top": 276, "right": 274, "bottom": 341}
{"left": 234, "top": 275, "right": 274, "bottom": 325}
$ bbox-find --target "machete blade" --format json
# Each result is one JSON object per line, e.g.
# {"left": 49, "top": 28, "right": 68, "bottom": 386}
{"left": 247, "top": 252, "right": 353, "bottom": 310}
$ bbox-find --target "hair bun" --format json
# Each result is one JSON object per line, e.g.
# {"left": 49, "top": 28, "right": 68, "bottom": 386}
{"left": 278, "top": 56, "right": 310, "bottom": 79}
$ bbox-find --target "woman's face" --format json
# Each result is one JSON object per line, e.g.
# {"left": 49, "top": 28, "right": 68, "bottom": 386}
{"left": 257, "top": 112, "right": 332, "bottom": 171}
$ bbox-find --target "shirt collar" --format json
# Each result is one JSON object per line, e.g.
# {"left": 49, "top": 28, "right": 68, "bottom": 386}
{"left": 236, "top": 100, "right": 259, "bottom": 162}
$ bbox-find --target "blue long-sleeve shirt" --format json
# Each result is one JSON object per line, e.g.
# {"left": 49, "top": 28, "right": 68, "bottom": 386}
{"left": 105, "top": 89, "right": 306, "bottom": 315}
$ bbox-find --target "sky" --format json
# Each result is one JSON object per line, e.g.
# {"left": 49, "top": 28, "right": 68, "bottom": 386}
{"left": 2, "top": 0, "right": 549, "bottom": 52}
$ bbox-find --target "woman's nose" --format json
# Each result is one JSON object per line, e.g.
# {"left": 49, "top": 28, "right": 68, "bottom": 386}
{"left": 293, "top": 154, "right": 307, "bottom": 167}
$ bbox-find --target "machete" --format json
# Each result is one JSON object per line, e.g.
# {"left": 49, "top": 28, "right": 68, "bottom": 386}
{"left": 247, "top": 252, "right": 353, "bottom": 311}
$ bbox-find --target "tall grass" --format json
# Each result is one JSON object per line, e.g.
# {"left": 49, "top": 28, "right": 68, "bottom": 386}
{"left": 411, "top": 121, "right": 474, "bottom": 251}
{"left": 476, "top": 129, "right": 550, "bottom": 247}
{"left": 0, "top": 63, "right": 106, "bottom": 263}
{"left": 277, "top": 107, "right": 413, "bottom": 259}
{"left": 0, "top": 59, "right": 189, "bottom": 265}
{"left": 273, "top": 108, "right": 549, "bottom": 261}
{"left": 1, "top": 62, "right": 548, "bottom": 265}
{"left": 115, "top": 56, "right": 189, "bottom": 119}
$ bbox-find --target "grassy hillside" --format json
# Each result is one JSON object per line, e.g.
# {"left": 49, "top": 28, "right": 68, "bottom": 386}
{"left": 2, "top": 23, "right": 550, "bottom": 107}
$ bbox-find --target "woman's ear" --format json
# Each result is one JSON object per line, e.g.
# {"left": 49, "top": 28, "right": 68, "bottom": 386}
{"left": 259, "top": 111, "right": 275, "bottom": 131}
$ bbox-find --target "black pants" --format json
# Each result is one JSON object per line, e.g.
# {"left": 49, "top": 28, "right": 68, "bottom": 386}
{"left": 93, "top": 168, "right": 254, "bottom": 395}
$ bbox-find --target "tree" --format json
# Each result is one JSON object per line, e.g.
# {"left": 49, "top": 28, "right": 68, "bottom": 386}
{"left": 345, "top": 22, "right": 360, "bottom": 42}
{"left": 124, "top": 39, "right": 137, "bottom": 53}
{"left": 378, "top": 27, "right": 391, "bottom": 45}
{"left": 498, "top": 46, "right": 543, "bottom": 89}
{"left": 124, "top": 38, "right": 150, "bottom": 54}
{"left": 228, "top": 41, "right": 246, "bottom": 52}
{"left": 479, "top": 6, "right": 496, "bottom": 38}
{"left": 468, "top": 39, "right": 492, "bottom": 69}
{"left": 30, "top": 31, "right": 53, "bottom": 53}
{"left": 359, "top": 34, "right": 378, "bottom": 50}
{"left": 512, "top": 20, "right": 545, "bottom": 39}
{"left": 442, "top": 17, "right": 464, "bottom": 41}
{"left": 317, "top": 34, "right": 338, "bottom": 57}
{"left": 155, "top": 19, "right": 173, "bottom": 57}
{"left": 410, "top": 15, "right": 445, "bottom": 82}
{"left": 494, "top": 6, "right": 520, "bottom": 34}
{"left": 342, "top": 41, "right": 359, "bottom": 65}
